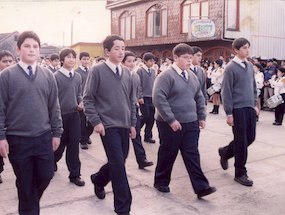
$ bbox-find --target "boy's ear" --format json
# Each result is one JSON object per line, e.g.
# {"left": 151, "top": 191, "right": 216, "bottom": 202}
{"left": 16, "top": 47, "right": 20, "bottom": 56}
{"left": 104, "top": 48, "right": 110, "bottom": 57}
{"left": 173, "top": 54, "right": 178, "bottom": 61}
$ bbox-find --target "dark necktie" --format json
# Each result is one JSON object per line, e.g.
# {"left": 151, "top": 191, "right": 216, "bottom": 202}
{"left": 242, "top": 61, "right": 247, "bottom": 69}
{"left": 116, "top": 67, "right": 120, "bottom": 77}
{"left": 27, "top": 65, "right": 33, "bottom": 76}
{"left": 181, "top": 71, "right": 187, "bottom": 80}
{"left": 84, "top": 67, "right": 88, "bottom": 72}
{"left": 69, "top": 72, "right": 72, "bottom": 78}
{"left": 193, "top": 67, "right": 197, "bottom": 74}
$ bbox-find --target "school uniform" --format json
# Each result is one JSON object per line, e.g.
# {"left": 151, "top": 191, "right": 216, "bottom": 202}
{"left": 48, "top": 65, "right": 57, "bottom": 73}
{"left": 271, "top": 76, "right": 285, "bottom": 125}
{"left": 190, "top": 65, "right": 208, "bottom": 103}
{"left": 0, "top": 62, "right": 63, "bottom": 215}
{"left": 221, "top": 57, "right": 257, "bottom": 179}
{"left": 84, "top": 60, "right": 136, "bottom": 215}
{"left": 75, "top": 66, "right": 93, "bottom": 146}
{"left": 136, "top": 65, "right": 156, "bottom": 141}
{"left": 54, "top": 68, "right": 82, "bottom": 180}
{"left": 153, "top": 63, "right": 214, "bottom": 195}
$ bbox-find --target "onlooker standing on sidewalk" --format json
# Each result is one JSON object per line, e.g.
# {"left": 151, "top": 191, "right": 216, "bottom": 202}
{"left": 263, "top": 59, "right": 276, "bottom": 109}
{"left": 137, "top": 52, "right": 156, "bottom": 143}
{"left": 0, "top": 31, "right": 63, "bottom": 215}
{"left": 153, "top": 43, "right": 216, "bottom": 198}
{"left": 219, "top": 37, "right": 257, "bottom": 187}
{"left": 75, "top": 52, "right": 93, "bottom": 150}
{"left": 122, "top": 51, "right": 153, "bottom": 169}
{"left": 0, "top": 50, "right": 15, "bottom": 184}
{"left": 84, "top": 35, "right": 136, "bottom": 215}
{"left": 54, "top": 48, "right": 85, "bottom": 187}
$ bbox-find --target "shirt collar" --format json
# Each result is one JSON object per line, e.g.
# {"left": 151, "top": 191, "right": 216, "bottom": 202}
{"left": 233, "top": 56, "right": 247, "bottom": 68}
{"left": 79, "top": 65, "right": 88, "bottom": 71}
{"left": 142, "top": 64, "right": 152, "bottom": 73}
{"left": 105, "top": 59, "right": 122, "bottom": 75}
{"left": 172, "top": 62, "right": 188, "bottom": 79}
{"left": 19, "top": 61, "right": 37, "bottom": 75}
{"left": 59, "top": 67, "right": 74, "bottom": 77}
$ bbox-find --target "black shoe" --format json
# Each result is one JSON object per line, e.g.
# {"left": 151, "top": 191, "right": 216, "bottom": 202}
{"left": 154, "top": 184, "right": 170, "bottom": 193}
{"left": 54, "top": 163, "right": 58, "bottom": 172}
{"left": 91, "top": 175, "right": 105, "bottom": 199}
{"left": 144, "top": 139, "right": 156, "bottom": 144}
{"left": 273, "top": 122, "right": 282, "bottom": 126}
{"left": 138, "top": 160, "right": 154, "bottom": 169}
{"left": 70, "top": 177, "right": 85, "bottom": 186}
{"left": 117, "top": 213, "right": 130, "bottom": 215}
{"left": 0, "top": 174, "right": 2, "bottom": 183}
{"left": 197, "top": 186, "right": 217, "bottom": 199}
{"left": 80, "top": 143, "right": 88, "bottom": 150}
{"left": 234, "top": 175, "right": 253, "bottom": 186}
{"left": 218, "top": 148, "right": 228, "bottom": 170}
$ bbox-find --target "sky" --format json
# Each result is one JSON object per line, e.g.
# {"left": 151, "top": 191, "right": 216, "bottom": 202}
{"left": 0, "top": 0, "right": 111, "bottom": 46}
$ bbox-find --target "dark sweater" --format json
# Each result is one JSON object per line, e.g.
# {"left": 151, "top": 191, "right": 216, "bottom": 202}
{"left": 83, "top": 62, "right": 136, "bottom": 128}
{"left": 153, "top": 66, "right": 206, "bottom": 124}
{"left": 221, "top": 61, "right": 257, "bottom": 115}
{"left": 0, "top": 64, "right": 63, "bottom": 139}
{"left": 75, "top": 67, "right": 88, "bottom": 94}
{"left": 191, "top": 66, "right": 207, "bottom": 103}
{"left": 54, "top": 71, "right": 82, "bottom": 115}
{"left": 136, "top": 67, "right": 155, "bottom": 98}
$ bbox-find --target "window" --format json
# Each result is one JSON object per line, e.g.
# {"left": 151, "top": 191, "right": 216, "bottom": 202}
{"left": 119, "top": 11, "right": 136, "bottom": 40}
{"left": 181, "top": 0, "right": 209, "bottom": 33}
{"left": 226, "top": 0, "right": 239, "bottom": 30}
{"left": 147, "top": 4, "right": 167, "bottom": 37}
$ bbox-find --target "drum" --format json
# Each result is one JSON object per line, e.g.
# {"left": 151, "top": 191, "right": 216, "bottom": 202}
{"left": 207, "top": 83, "right": 221, "bottom": 96}
{"left": 265, "top": 94, "right": 284, "bottom": 108}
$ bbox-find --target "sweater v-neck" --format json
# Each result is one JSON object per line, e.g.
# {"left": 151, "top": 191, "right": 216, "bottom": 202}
{"left": 17, "top": 64, "right": 37, "bottom": 81}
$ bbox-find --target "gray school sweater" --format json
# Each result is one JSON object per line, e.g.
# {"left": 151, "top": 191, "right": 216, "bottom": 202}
{"left": 132, "top": 72, "right": 143, "bottom": 101}
{"left": 83, "top": 62, "right": 136, "bottom": 129}
{"left": 191, "top": 66, "right": 208, "bottom": 103}
{"left": 54, "top": 71, "right": 82, "bottom": 115}
{"left": 75, "top": 67, "right": 88, "bottom": 94}
{"left": 136, "top": 67, "right": 155, "bottom": 98}
{"left": 221, "top": 61, "right": 257, "bottom": 115}
{"left": 0, "top": 64, "right": 63, "bottom": 139}
{"left": 153, "top": 67, "right": 206, "bottom": 124}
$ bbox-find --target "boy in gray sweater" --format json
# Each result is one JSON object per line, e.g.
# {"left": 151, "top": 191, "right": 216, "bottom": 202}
{"left": 84, "top": 35, "right": 136, "bottom": 215}
{"left": 0, "top": 31, "right": 63, "bottom": 215}
{"left": 54, "top": 48, "right": 85, "bottom": 187}
{"left": 153, "top": 43, "right": 216, "bottom": 199}
{"left": 219, "top": 37, "right": 257, "bottom": 186}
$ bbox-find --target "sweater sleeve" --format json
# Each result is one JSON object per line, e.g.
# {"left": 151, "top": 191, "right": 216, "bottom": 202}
{"left": 83, "top": 67, "right": 102, "bottom": 127}
{"left": 77, "top": 75, "right": 83, "bottom": 104}
{"left": 0, "top": 72, "right": 8, "bottom": 140}
{"left": 195, "top": 87, "right": 206, "bottom": 121}
{"left": 152, "top": 73, "right": 176, "bottom": 124}
{"left": 221, "top": 67, "right": 234, "bottom": 115}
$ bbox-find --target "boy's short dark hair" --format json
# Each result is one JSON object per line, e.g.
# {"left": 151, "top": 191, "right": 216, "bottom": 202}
{"left": 79, "top": 52, "right": 90, "bottom": 60}
{"left": 50, "top": 54, "right": 59, "bottom": 61}
{"left": 103, "top": 34, "right": 124, "bottom": 51}
{"left": 143, "top": 52, "right": 155, "bottom": 62}
{"left": 192, "top": 46, "right": 203, "bottom": 55}
{"left": 172, "top": 43, "right": 194, "bottom": 57}
{"left": 0, "top": 50, "right": 14, "bottom": 60}
{"left": 232, "top": 37, "right": 250, "bottom": 50}
{"left": 215, "top": 59, "right": 223, "bottom": 67}
{"left": 278, "top": 67, "right": 285, "bottom": 73}
{"left": 59, "top": 48, "right": 76, "bottom": 65}
{"left": 96, "top": 56, "right": 106, "bottom": 63}
{"left": 17, "top": 31, "right": 41, "bottom": 49}
{"left": 123, "top": 51, "right": 136, "bottom": 63}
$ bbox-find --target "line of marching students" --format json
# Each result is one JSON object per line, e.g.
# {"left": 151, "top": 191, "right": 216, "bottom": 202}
{"left": 0, "top": 31, "right": 283, "bottom": 215}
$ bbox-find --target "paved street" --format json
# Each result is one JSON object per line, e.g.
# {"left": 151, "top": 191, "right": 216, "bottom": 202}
{"left": 1, "top": 104, "right": 285, "bottom": 215}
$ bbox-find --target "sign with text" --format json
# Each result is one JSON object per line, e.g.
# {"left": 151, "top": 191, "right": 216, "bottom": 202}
{"left": 189, "top": 19, "right": 216, "bottom": 39}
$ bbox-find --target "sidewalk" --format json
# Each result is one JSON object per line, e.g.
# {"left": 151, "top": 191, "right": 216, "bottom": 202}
{"left": 1, "top": 104, "right": 285, "bottom": 215}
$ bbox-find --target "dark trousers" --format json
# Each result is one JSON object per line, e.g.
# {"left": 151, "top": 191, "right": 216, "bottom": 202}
{"left": 132, "top": 107, "right": 147, "bottom": 164}
{"left": 91, "top": 128, "right": 131, "bottom": 214}
{"left": 155, "top": 121, "right": 210, "bottom": 193}
{"left": 274, "top": 93, "right": 285, "bottom": 124}
{"left": 140, "top": 97, "right": 155, "bottom": 140}
{"left": 221, "top": 107, "right": 256, "bottom": 177}
{"left": 0, "top": 157, "right": 3, "bottom": 173}
{"left": 7, "top": 131, "right": 54, "bottom": 215}
{"left": 79, "top": 111, "right": 93, "bottom": 144}
{"left": 54, "top": 112, "right": 81, "bottom": 179}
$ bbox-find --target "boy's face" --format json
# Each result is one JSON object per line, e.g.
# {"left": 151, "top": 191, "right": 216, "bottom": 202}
{"left": 80, "top": 56, "right": 90, "bottom": 68}
{"left": 192, "top": 51, "right": 202, "bottom": 66}
{"left": 0, "top": 56, "right": 14, "bottom": 71}
{"left": 123, "top": 56, "right": 136, "bottom": 71}
{"left": 62, "top": 53, "right": 76, "bottom": 70}
{"left": 235, "top": 43, "right": 250, "bottom": 60}
{"left": 105, "top": 40, "right": 125, "bottom": 65}
{"left": 17, "top": 38, "right": 40, "bottom": 65}
{"left": 51, "top": 59, "right": 60, "bottom": 67}
{"left": 174, "top": 53, "right": 193, "bottom": 70}
{"left": 145, "top": 59, "right": 155, "bottom": 68}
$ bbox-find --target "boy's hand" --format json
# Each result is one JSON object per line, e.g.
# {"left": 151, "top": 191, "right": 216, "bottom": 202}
{"left": 129, "top": 127, "right": 136, "bottom": 139}
{"left": 226, "top": 115, "right": 234, "bottom": 126}
{"left": 52, "top": 137, "right": 60, "bottom": 151}
{"left": 94, "top": 123, "right": 105, "bottom": 136}
{"left": 170, "top": 120, "right": 182, "bottom": 132}
{"left": 199, "top": 120, "right": 206, "bottom": 129}
{"left": 0, "top": 140, "right": 9, "bottom": 158}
